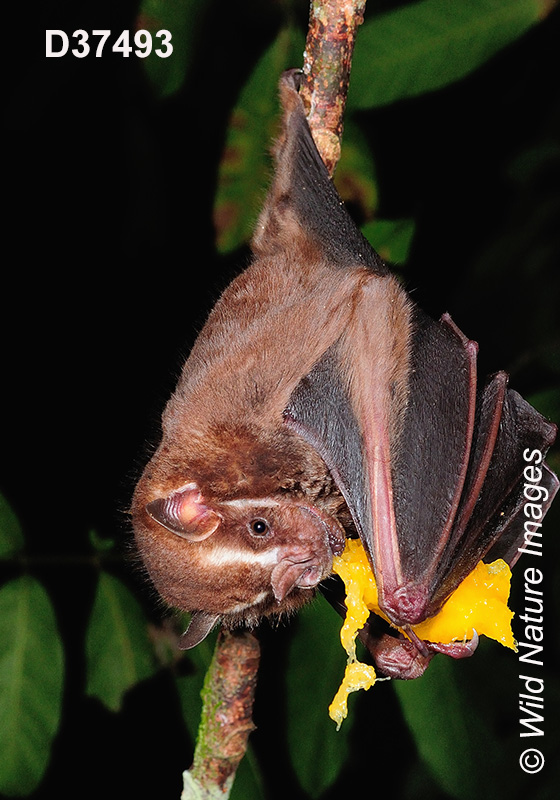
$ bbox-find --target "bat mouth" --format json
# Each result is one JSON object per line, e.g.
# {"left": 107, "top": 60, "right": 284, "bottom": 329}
{"left": 297, "top": 505, "right": 346, "bottom": 556}
{"left": 328, "top": 528, "right": 346, "bottom": 556}
{"left": 269, "top": 506, "right": 345, "bottom": 603}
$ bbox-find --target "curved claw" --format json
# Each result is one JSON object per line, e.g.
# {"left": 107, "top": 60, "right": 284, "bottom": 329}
{"left": 426, "top": 629, "right": 480, "bottom": 659}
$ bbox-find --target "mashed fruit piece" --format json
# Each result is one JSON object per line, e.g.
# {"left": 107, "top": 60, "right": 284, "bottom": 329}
{"left": 328, "top": 538, "right": 516, "bottom": 726}
{"left": 328, "top": 539, "right": 379, "bottom": 728}
{"left": 329, "top": 661, "right": 376, "bottom": 730}
{"left": 412, "top": 558, "right": 516, "bottom": 648}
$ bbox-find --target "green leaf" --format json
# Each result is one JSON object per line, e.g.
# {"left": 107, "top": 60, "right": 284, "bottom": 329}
{"left": 137, "top": 0, "right": 208, "bottom": 98}
{"left": 527, "top": 388, "right": 560, "bottom": 423}
{"left": 349, "top": 0, "right": 548, "bottom": 109}
{"left": 285, "top": 599, "right": 353, "bottom": 798}
{"left": 0, "top": 493, "right": 24, "bottom": 558}
{"left": 88, "top": 528, "right": 115, "bottom": 553}
{"left": 334, "top": 119, "right": 378, "bottom": 220}
{"left": 229, "top": 748, "right": 267, "bottom": 800}
{"left": 0, "top": 577, "right": 64, "bottom": 796}
{"left": 362, "top": 218, "right": 416, "bottom": 265}
{"left": 175, "top": 628, "right": 217, "bottom": 741}
{"left": 393, "top": 654, "right": 501, "bottom": 800}
{"left": 214, "top": 27, "right": 305, "bottom": 253}
{"left": 86, "top": 572, "right": 157, "bottom": 712}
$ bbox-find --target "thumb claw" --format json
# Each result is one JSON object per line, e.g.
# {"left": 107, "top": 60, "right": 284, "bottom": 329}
{"left": 426, "top": 629, "right": 480, "bottom": 659}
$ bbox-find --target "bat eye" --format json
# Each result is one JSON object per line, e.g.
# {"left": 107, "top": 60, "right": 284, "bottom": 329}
{"left": 249, "top": 518, "right": 269, "bottom": 537}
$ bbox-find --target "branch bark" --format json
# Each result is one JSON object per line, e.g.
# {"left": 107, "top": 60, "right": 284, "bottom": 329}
{"left": 182, "top": 631, "right": 261, "bottom": 800}
{"left": 300, "top": 0, "right": 367, "bottom": 176}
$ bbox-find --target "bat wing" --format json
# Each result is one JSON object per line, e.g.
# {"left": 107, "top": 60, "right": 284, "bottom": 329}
{"left": 253, "top": 69, "right": 387, "bottom": 275}
{"left": 275, "top": 69, "right": 558, "bottom": 635}
{"left": 286, "top": 309, "right": 557, "bottom": 630}
{"left": 391, "top": 310, "right": 558, "bottom": 619}
{"left": 484, "top": 462, "right": 558, "bottom": 566}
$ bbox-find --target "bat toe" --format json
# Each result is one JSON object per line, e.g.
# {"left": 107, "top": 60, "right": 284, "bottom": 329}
{"left": 426, "top": 629, "right": 480, "bottom": 659}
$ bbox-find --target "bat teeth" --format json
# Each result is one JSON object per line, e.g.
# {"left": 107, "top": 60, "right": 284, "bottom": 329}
{"left": 329, "top": 532, "right": 345, "bottom": 556}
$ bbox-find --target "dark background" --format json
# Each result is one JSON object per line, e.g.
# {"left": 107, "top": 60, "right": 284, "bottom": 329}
{"left": 4, "top": 1, "right": 559, "bottom": 798}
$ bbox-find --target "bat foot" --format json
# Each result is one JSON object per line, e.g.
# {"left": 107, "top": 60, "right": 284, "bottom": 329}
{"left": 425, "top": 629, "right": 479, "bottom": 659}
{"left": 362, "top": 630, "right": 434, "bottom": 680}
{"left": 394, "top": 624, "right": 479, "bottom": 662}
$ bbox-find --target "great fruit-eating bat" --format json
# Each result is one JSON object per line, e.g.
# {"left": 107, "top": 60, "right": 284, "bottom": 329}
{"left": 132, "top": 70, "right": 558, "bottom": 677}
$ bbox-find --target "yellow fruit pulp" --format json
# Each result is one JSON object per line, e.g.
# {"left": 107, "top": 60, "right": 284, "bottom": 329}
{"left": 328, "top": 538, "right": 516, "bottom": 726}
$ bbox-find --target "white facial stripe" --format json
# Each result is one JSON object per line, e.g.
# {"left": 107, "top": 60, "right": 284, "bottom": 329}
{"left": 228, "top": 591, "right": 269, "bottom": 613}
{"left": 205, "top": 545, "right": 280, "bottom": 568}
{"left": 220, "top": 498, "right": 282, "bottom": 510}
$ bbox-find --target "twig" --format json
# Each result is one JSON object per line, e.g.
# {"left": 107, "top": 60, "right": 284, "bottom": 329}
{"left": 300, "top": 0, "right": 367, "bottom": 175}
{"left": 182, "top": 631, "right": 261, "bottom": 799}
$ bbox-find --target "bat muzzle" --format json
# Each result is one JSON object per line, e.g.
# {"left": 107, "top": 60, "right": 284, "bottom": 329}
{"left": 270, "top": 553, "right": 327, "bottom": 602}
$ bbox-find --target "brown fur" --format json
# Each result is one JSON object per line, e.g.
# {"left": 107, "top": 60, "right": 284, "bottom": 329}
{"left": 131, "top": 73, "right": 413, "bottom": 637}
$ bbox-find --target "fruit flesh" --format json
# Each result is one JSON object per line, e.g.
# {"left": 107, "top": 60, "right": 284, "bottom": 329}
{"left": 328, "top": 538, "right": 515, "bottom": 726}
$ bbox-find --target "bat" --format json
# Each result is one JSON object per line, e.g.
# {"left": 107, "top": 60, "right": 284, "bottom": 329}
{"left": 131, "top": 70, "right": 558, "bottom": 676}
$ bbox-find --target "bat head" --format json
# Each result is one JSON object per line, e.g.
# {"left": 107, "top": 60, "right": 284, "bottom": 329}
{"left": 132, "top": 479, "right": 345, "bottom": 646}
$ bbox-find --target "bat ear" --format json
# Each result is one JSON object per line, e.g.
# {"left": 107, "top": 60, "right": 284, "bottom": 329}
{"left": 177, "top": 612, "right": 220, "bottom": 650}
{"left": 146, "top": 482, "right": 221, "bottom": 541}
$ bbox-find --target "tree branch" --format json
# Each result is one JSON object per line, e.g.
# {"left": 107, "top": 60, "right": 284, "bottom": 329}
{"left": 182, "top": 631, "right": 261, "bottom": 799}
{"left": 300, "top": 0, "right": 367, "bottom": 176}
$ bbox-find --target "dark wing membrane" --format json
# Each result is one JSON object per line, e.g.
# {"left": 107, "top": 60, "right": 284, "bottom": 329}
{"left": 389, "top": 308, "right": 478, "bottom": 599}
{"left": 284, "top": 343, "right": 372, "bottom": 542}
{"left": 285, "top": 104, "right": 385, "bottom": 273}
{"left": 390, "top": 306, "right": 558, "bottom": 621}
{"left": 287, "top": 301, "right": 558, "bottom": 632}
{"left": 429, "top": 387, "right": 557, "bottom": 611}
{"left": 286, "top": 305, "right": 481, "bottom": 627}
{"left": 485, "top": 462, "right": 559, "bottom": 567}
{"left": 255, "top": 70, "right": 386, "bottom": 275}
{"left": 420, "top": 370, "right": 509, "bottom": 605}
{"left": 274, "top": 75, "right": 559, "bottom": 631}
{"left": 438, "top": 370, "right": 508, "bottom": 558}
